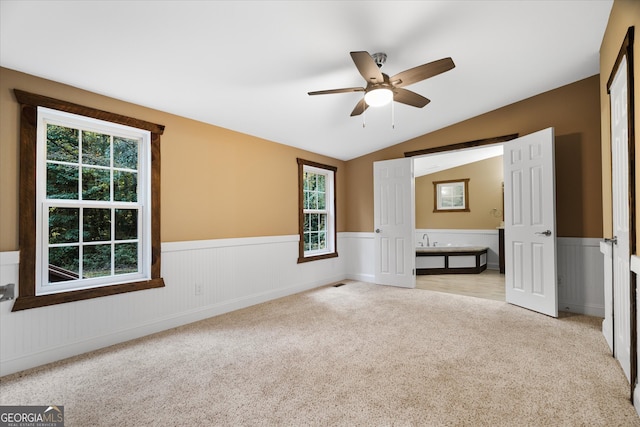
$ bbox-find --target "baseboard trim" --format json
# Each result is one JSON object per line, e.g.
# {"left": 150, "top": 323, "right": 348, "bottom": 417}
{"left": 558, "top": 301, "right": 604, "bottom": 318}
{"left": 346, "top": 273, "right": 375, "bottom": 283}
{"left": 0, "top": 275, "right": 343, "bottom": 377}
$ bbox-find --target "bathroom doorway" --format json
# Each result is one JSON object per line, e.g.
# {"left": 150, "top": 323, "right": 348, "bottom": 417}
{"left": 413, "top": 144, "right": 505, "bottom": 302}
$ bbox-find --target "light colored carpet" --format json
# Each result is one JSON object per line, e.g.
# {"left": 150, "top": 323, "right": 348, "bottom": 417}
{"left": 1, "top": 281, "right": 639, "bottom": 426}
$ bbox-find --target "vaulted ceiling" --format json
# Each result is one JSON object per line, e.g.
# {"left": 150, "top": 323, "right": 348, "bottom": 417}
{"left": 0, "top": 1, "right": 612, "bottom": 161}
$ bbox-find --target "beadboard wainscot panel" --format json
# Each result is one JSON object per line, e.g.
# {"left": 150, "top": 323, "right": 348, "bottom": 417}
{"left": 600, "top": 241, "right": 614, "bottom": 350}
{"left": 0, "top": 235, "right": 348, "bottom": 376}
{"left": 341, "top": 232, "right": 375, "bottom": 282}
{"left": 556, "top": 238, "right": 604, "bottom": 317}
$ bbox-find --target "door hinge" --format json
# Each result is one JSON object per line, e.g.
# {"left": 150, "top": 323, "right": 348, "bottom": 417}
{"left": 412, "top": 269, "right": 415, "bottom": 276}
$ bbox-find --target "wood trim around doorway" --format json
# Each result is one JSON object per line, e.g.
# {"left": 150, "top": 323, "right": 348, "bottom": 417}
{"left": 403, "top": 134, "right": 519, "bottom": 158}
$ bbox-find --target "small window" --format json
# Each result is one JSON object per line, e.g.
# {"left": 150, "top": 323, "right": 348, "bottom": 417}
{"left": 433, "top": 179, "right": 470, "bottom": 212}
{"left": 297, "top": 159, "right": 337, "bottom": 263}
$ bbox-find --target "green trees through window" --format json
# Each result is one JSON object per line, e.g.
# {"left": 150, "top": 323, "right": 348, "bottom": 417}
{"left": 45, "top": 122, "right": 141, "bottom": 283}
{"left": 13, "top": 89, "right": 165, "bottom": 311}
{"left": 297, "top": 158, "right": 337, "bottom": 263}
{"left": 302, "top": 170, "right": 328, "bottom": 252}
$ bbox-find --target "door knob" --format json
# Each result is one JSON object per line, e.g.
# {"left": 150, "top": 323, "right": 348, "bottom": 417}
{"left": 535, "top": 230, "right": 552, "bottom": 237}
{"left": 375, "top": 228, "right": 381, "bottom": 233}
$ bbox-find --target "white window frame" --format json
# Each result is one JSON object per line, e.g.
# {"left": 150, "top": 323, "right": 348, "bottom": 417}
{"left": 302, "top": 164, "right": 335, "bottom": 257}
{"left": 35, "top": 107, "right": 152, "bottom": 295}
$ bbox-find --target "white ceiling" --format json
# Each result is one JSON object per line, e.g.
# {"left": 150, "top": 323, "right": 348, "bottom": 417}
{"left": 414, "top": 144, "right": 503, "bottom": 177}
{"left": 0, "top": 1, "right": 612, "bottom": 161}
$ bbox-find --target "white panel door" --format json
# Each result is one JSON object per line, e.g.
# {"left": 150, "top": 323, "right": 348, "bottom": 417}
{"left": 503, "top": 128, "right": 558, "bottom": 317}
{"left": 373, "top": 158, "right": 415, "bottom": 288}
{"left": 610, "top": 55, "right": 631, "bottom": 382}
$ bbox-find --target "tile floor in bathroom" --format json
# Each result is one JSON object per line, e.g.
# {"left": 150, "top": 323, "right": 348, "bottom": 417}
{"left": 416, "top": 269, "right": 505, "bottom": 302}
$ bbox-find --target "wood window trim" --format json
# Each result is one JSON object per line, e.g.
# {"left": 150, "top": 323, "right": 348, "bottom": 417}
{"left": 12, "top": 90, "right": 165, "bottom": 311}
{"left": 433, "top": 179, "right": 470, "bottom": 213}
{"left": 296, "top": 158, "right": 338, "bottom": 263}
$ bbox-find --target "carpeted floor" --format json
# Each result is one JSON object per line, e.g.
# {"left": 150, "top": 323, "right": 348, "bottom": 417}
{"left": 1, "top": 280, "right": 639, "bottom": 426}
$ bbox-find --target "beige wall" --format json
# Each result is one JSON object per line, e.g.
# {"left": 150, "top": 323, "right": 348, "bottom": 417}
{"left": 0, "top": 68, "right": 346, "bottom": 251}
{"left": 345, "top": 75, "right": 603, "bottom": 238}
{"left": 416, "top": 156, "right": 503, "bottom": 230}
{"left": 1, "top": 30, "right": 612, "bottom": 251}
{"left": 599, "top": 0, "right": 640, "bottom": 251}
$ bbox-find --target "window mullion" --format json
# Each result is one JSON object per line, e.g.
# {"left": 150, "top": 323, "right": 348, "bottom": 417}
{"left": 78, "top": 128, "right": 83, "bottom": 202}
{"left": 78, "top": 206, "right": 84, "bottom": 280}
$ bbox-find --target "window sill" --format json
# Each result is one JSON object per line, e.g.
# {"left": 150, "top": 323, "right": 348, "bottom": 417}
{"left": 297, "top": 252, "right": 338, "bottom": 264}
{"left": 11, "top": 278, "right": 165, "bottom": 311}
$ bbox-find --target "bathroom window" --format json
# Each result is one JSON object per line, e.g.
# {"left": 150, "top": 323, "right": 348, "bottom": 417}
{"left": 433, "top": 179, "right": 470, "bottom": 212}
{"left": 297, "top": 158, "right": 337, "bottom": 263}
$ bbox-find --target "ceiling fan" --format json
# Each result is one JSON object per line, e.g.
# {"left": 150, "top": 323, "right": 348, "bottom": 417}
{"left": 308, "top": 51, "right": 455, "bottom": 116}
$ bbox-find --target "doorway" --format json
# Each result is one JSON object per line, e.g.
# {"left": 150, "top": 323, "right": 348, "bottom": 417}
{"left": 407, "top": 128, "right": 559, "bottom": 316}
{"left": 413, "top": 144, "right": 505, "bottom": 302}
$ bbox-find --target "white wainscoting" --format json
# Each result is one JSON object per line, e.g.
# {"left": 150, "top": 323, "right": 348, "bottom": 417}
{"left": 341, "top": 232, "right": 375, "bottom": 283}
{"left": 556, "top": 238, "right": 604, "bottom": 317}
{"left": 0, "top": 232, "right": 606, "bottom": 376}
{"left": 0, "top": 235, "right": 348, "bottom": 376}
{"left": 416, "top": 229, "right": 500, "bottom": 270}
{"left": 345, "top": 232, "right": 605, "bottom": 317}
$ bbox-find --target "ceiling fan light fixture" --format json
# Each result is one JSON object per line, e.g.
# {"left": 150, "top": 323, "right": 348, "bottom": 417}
{"left": 364, "top": 88, "right": 393, "bottom": 107}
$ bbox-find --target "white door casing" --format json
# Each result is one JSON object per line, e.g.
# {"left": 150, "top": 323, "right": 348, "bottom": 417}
{"left": 610, "top": 54, "right": 631, "bottom": 382}
{"left": 373, "top": 158, "right": 415, "bottom": 288}
{"left": 503, "top": 127, "right": 558, "bottom": 317}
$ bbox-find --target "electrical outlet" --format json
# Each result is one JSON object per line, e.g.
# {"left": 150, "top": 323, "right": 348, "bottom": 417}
{"left": 195, "top": 283, "right": 203, "bottom": 296}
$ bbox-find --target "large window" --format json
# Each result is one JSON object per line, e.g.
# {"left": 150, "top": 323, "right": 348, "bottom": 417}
{"left": 37, "top": 108, "right": 150, "bottom": 295}
{"left": 13, "top": 90, "right": 165, "bottom": 311}
{"left": 297, "top": 159, "right": 337, "bottom": 263}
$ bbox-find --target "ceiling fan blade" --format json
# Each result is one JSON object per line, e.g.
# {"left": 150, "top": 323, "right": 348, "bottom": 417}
{"left": 350, "top": 51, "right": 384, "bottom": 84}
{"left": 350, "top": 98, "right": 369, "bottom": 116}
{"left": 393, "top": 88, "right": 430, "bottom": 108}
{"left": 390, "top": 57, "right": 455, "bottom": 88}
{"left": 308, "top": 87, "right": 365, "bottom": 96}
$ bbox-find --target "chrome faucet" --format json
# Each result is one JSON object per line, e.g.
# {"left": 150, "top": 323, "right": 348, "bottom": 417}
{"left": 422, "top": 233, "right": 429, "bottom": 247}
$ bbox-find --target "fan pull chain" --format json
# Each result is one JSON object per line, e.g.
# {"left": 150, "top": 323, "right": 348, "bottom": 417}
{"left": 391, "top": 99, "right": 395, "bottom": 129}
{"left": 362, "top": 97, "right": 366, "bottom": 128}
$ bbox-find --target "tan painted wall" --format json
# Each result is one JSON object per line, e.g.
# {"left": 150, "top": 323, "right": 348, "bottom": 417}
{"left": 415, "top": 156, "right": 503, "bottom": 230}
{"left": 345, "top": 75, "right": 603, "bottom": 238}
{"left": 0, "top": 68, "right": 346, "bottom": 251}
{"left": 599, "top": 0, "right": 640, "bottom": 251}
{"left": 0, "top": 49, "right": 609, "bottom": 251}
